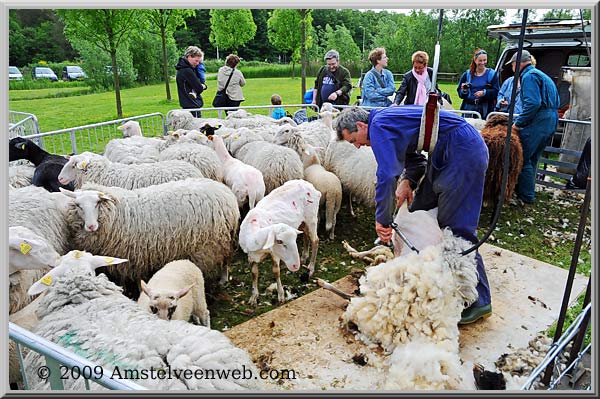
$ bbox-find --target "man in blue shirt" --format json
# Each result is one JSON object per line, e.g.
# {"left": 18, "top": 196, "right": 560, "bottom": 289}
{"left": 509, "top": 50, "right": 560, "bottom": 204}
{"left": 335, "top": 105, "right": 491, "bottom": 324}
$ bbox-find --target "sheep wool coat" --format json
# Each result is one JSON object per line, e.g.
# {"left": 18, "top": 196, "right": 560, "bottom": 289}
{"left": 24, "top": 270, "right": 262, "bottom": 391}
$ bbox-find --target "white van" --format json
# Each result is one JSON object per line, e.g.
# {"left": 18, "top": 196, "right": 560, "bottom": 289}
{"left": 487, "top": 19, "right": 591, "bottom": 111}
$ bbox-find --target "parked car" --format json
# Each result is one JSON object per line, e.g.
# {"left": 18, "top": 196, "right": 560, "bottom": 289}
{"left": 487, "top": 18, "right": 591, "bottom": 111}
{"left": 9, "top": 66, "right": 23, "bottom": 80}
{"left": 32, "top": 67, "right": 58, "bottom": 81}
{"left": 62, "top": 65, "right": 87, "bottom": 81}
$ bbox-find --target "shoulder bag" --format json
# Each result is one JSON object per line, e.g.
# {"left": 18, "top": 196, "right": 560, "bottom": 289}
{"left": 212, "top": 69, "right": 234, "bottom": 108}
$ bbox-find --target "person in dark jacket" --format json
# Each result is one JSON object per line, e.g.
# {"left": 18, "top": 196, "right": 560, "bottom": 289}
{"left": 393, "top": 51, "right": 441, "bottom": 106}
{"left": 335, "top": 105, "right": 492, "bottom": 325}
{"left": 312, "top": 49, "right": 353, "bottom": 109}
{"left": 176, "top": 46, "right": 207, "bottom": 118}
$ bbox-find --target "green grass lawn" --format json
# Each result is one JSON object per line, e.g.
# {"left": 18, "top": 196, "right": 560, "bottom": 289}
{"left": 9, "top": 77, "right": 462, "bottom": 132}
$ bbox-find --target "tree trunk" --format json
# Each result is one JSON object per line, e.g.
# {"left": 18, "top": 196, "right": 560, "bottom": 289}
{"left": 291, "top": 61, "right": 295, "bottom": 79}
{"left": 110, "top": 49, "right": 122, "bottom": 119}
{"left": 160, "top": 24, "right": 171, "bottom": 101}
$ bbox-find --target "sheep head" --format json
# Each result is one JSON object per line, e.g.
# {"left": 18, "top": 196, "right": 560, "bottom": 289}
{"left": 28, "top": 250, "right": 128, "bottom": 296}
{"left": 117, "top": 120, "right": 142, "bottom": 137}
{"left": 9, "top": 226, "right": 61, "bottom": 275}
{"left": 58, "top": 151, "right": 103, "bottom": 185}
{"left": 140, "top": 281, "right": 195, "bottom": 321}
{"left": 60, "top": 188, "right": 116, "bottom": 232}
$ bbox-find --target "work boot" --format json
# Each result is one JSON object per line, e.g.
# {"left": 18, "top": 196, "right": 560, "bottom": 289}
{"left": 459, "top": 303, "right": 492, "bottom": 325}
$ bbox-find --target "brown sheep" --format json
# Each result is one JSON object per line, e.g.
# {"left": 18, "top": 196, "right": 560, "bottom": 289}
{"left": 480, "top": 114, "right": 523, "bottom": 207}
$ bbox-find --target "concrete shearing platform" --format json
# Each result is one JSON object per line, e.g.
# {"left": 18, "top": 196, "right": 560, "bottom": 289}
{"left": 224, "top": 243, "right": 588, "bottom": 390}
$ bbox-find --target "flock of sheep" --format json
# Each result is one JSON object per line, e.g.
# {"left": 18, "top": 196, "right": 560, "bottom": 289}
{"left": 8, "top": 105, "right": 533, "bottom": 391}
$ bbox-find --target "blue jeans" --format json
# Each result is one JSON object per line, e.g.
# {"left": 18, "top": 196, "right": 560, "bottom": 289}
{"left": 516, "top": 128, "right": 554, "bottom": 203}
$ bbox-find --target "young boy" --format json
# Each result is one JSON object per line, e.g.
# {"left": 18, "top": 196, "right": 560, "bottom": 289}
{"left": 270, "top": 94, "right": 286, "bottom": 120}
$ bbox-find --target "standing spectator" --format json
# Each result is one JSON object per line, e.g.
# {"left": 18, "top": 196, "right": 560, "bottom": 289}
{"left": 457, "top": 48, "right": 500, "bottom": 119}
{"left": 270, "top": 94, "right": 286, "bottom": 120}
{"left": 496, "top": 55, "right": 537, "bottom": 114}
{"left": 393, "top": 51, "right": 442, "bottom": 106}
{"left": 216, "top": 54, "right": 246, "bottom": 109}
{"left": 312, "top": 49, "right": 352, "bottom": 109}
{"left": 361, "top": 48, "right": 396, "bottom": 107}
{"left": 175, "top": 46, "right": 207, "bottom": 117}
{"left": 510, "top": 49, "right": 560, "bottom": 204}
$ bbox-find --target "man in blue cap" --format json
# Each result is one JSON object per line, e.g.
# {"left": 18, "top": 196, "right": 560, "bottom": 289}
{"left": 335, "top": 105, "right": 491, "bottom": 324}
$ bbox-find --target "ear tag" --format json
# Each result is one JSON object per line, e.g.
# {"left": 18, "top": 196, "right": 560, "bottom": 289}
{"left": 80, "top": 161, "right": 87, "bottom": 169}
{"left": 21, "top": 144, "right": 26, "bottom": 150}
{"left": 73, "top": 250, "right": 84, "bottom": 259}
{"left": 105, "top": 257, "right": 114, "bottom": 264}
{"left": 20, "top": 242, "right": 32, "bottom": 255}
{"left": 41, "top": 275, "right": 53, "bottom": 286}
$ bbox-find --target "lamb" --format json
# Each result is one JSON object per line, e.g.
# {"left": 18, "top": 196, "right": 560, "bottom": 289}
{"left": 9, "top": 159, "right": 35, "bottom": 188}
{"left": 239, "top": 179, "right": 321, "bottom": 306}
{"left": 293, "top": 140, "right": 342, "bottom": 240}
{"left": 235, "top": 141, "right": 304, "bottom": 193}
{"left": 479, "top": 114, "right": 524, "bottom": 207}
{"left": 23, "top": 254, "right": 261, "bottom": 391}
{"left": 208, "top": 134, "right": 265, "bottom": 209}
{"left": 9, "top": 136, "right": 74, "bottom": 192}
{"left": 117, "top": 119, "right": 143, "bottom": 137}
{"left": 9, "top": 185, "right": 71, "bottom": 314}
{"left": 138, "top": 260, "right": 210, "bottom": 328}
{"left": 61, "top": 178, "right": 240, "bottom": 297}
{"left": 58, "top": 151, "right": 204, "bottom": 190}
{"left": 158, "top": 142, "right": 223, "bottom": 182}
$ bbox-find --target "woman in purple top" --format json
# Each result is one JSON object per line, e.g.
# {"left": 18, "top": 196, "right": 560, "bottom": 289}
{"left": 457, "top": 48, "right": 500, "bottom": 119}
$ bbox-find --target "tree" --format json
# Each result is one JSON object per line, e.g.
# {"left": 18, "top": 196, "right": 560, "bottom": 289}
{"left": 323, "top": 24, "right": 361, "bottom": 63}
{"left": 209, "top": 9, "right": 256, "bottom": 53}
{"left": 57, "top": 9, "right": 143, "bottom": 118}
{"left": 144, "top": 9, "right": 195, "bottom": 101}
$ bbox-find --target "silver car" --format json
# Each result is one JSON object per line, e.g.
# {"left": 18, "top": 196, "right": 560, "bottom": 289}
{"left": 9, "top": 66, "right": 23, "bottom": 80}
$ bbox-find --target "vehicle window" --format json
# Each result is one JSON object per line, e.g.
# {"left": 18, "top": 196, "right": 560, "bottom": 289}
{"left": 9, "top": 67, "right": 19, "bottom": 73}
{"left": 37, "top": 67, "right": 53, "bottom": 73}
{"left": 568, "top": 54, "right": 590, "bottom": 67}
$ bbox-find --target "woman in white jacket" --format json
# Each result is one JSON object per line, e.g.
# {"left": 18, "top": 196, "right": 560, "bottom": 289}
{"left": 217, "top": 54, "right": 246, "bottom": 109}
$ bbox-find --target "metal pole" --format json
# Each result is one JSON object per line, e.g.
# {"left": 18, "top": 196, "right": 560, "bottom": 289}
{"left": 566, "top": 276, "right": 591, "bottom": 385}
{"left": 541, "top": 177, "right": 591, "bottom": 386}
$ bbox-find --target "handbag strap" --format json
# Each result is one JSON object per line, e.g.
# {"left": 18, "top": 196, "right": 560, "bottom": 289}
{"left": 222, "top": 69, "right": 235, "bottom": 91}
{"left": 369, "top": 69, "right": 386, "bottom": 88}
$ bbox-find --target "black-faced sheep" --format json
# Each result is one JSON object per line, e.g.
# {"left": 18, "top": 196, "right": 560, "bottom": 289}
{"left": 9, "top": 137, "right": 74, "bottom": 192}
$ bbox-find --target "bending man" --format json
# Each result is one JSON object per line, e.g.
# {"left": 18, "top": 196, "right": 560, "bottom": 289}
{"left": 335, "top": 105, "right": 491, "bottom": 324}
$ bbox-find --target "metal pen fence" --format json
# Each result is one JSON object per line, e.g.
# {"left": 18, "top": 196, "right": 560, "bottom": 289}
{"left": 21, "top": 113, "right": 165, "bottom": 156}
{"left": 9, "top": 322, "right": 146, "bottom": 391}
{"left": 165, "top": 104, "right": 320, "bottom": 127}
{"left": 9, "top": 111, "right": 40, "bottom": 139}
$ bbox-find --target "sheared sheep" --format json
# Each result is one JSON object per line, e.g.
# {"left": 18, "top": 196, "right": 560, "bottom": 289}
{"left": 9, "top": 226, "right": 61, "bottom": 275}
{"left": 479, "top": 114, "right": 524, "bottom": 206}
{"left": 23, "top": 255, "right": 261, "bottom": 391}
{"left": 239, "top": 179, "right": 321, "bottom": 306}
{"left": 9, "top": 137, "right": 74, "bottom": 192}
{"left": 209, "top": 134, "right": 265, "bottom": 209}
{"left": 58, "top": 151, "right": 204, "bottom": 190}
{"left": 138, "top": 259, "right": 210, "bottom": 327}
{"left": 61, "top": 178, "right": 239, "bottom": 297}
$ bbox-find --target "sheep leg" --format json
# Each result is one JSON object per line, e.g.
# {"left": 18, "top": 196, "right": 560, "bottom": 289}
{"left": 272, "top": 257, "right": 285, "bottom": 304}
{"left": 219, "top": 265, "right": 229, "bottom": 286}
{"left": 316, "top": 278, "right": 353, "bottom": 301}
{"left": 348, "top": 193, "right": 355, "bottom": 217}
{"left": 249, "top": 262, "right": 260, "bottom": 307}
{"left": 307, "top": 232, "right": 319, "bottom": 277}
{"left": 301, "top": 226, "right": 310, "bottom": 265}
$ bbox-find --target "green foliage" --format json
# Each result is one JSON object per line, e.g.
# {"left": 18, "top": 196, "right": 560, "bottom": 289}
{"left": 322, "top": 24, "right": 361, "bottom": 63}
{"left": 209, "top": 9, "right": 257, "bottom": 53}
{"left": 267, "top": 10, "right": 303, "bottom": 55}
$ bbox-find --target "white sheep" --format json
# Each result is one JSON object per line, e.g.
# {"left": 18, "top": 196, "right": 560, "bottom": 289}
{"left": 224, "top": 109, "right": 297, "bottom": 129}
{"left": 239, "top": 179, "right": 321, "bottom": 306}
{"left": 58, "top": 151, "right": 204, "bottom": 190}
{"left": 23, "top": 255, "right": 261, "bottom": 391}
{"left": 235, "top": 141, "right": 304, "bottom": 193}
{"left": 138, "top": 260, "right": 210, "bottom": 327}
{"left": 9, "top": 226, "right": 61, "bottom": 275}
{"left": 168, "top": 109, "right": 222, "bottom": 131}
{"left": 465, "top": 117, "right": 487, "bottom": 131}
{"left": 9, "top": 159, "right": 35, "bottom": 188}
{"left": 61, "top": 178, "right": 239, "bottom": 296}
{"left": 342, "top": 228, "right": 479, "bottom": 390}
{"left": 9, "top": 186, "right": 71, "bottom": 314}
{"left": 291, "top": 139, "right": 342, "bottom": 240}
{"left": 117, "top": 120, "right": 143, "bottom": 137}
{"left": 158, "top": 142, "right": 224, "bottom": 182}
{"left": 103, "top": 135, "right": 168, "bottom": 164}
{"left": 209, "top": 134, "right": 265, "bottom": 209}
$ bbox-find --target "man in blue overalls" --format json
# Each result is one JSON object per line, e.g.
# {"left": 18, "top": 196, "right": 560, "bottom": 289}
{"left": 335, "top": 105, "right": 491, "bottom": 324}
